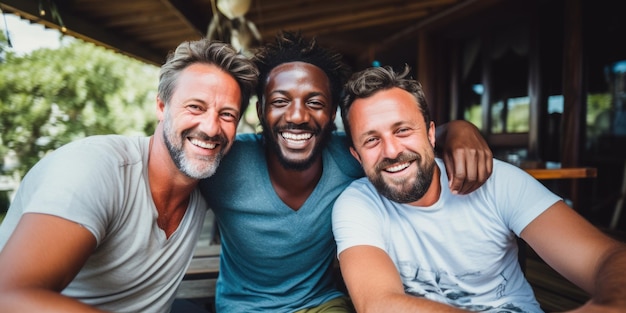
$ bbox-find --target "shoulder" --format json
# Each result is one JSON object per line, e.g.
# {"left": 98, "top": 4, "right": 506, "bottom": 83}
{"left": 235, "top": 132, "right": 263, "bottom": 143}
{"left": 324, "top": 132, "right": 364, "bottom": 178}
{"left": 214, "top": 133, "right": 264, "bottom": 168}
{"left": 19, "top": 135, "right": 148, "bottom": 202}
{"left": 325, "top": 132, "right": 351, "bottom": 152}
{"left": 33, "top": 135, "right": 146, "bottom": 174}
{"left": 336, "top": 177, "right": 380, "bottom": 208}
{"left": 490, "top": 159, "right": 537, "bottom": 183}
{"left": 229, "top": 133, "right": 263, "bottom": 156}
{"left": 56, "top": 135, "right": 146, "bottom": 159}
{"left": 437, "top": 158, "right": 534, "bottom": 189}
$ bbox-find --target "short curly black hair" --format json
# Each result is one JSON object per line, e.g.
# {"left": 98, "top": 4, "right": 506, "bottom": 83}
{"left": 252, "top": 31, "right": 351, "bottom": 112}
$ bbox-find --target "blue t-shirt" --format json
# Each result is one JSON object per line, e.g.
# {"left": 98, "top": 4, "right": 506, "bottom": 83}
{"left": 199, "top": 132, "right": 363, "bottom": 312}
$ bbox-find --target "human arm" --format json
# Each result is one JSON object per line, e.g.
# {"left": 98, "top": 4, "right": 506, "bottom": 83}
{"left": 435, "top": 120, "right": 492, "bottom": 195}
{"left": 520, "top": 201, "right": 626, "bottom": 312}
{"left": 0, "top": 213, "right": 105, "bottom": 312}
{"left": 338, "top": 246, "right": 470, "bottom": 313}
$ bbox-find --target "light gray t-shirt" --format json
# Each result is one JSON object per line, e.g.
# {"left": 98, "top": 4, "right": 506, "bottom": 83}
{"left": 333, "top": 159, "right": 561, "bottom": 313}
{"left": 0, "top": 135, "right": 207, "bottom": 313}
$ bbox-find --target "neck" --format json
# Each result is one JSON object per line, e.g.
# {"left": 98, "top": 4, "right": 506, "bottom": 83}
{"left": 148, "top": 128, "right": 198, "bottom": 237}
{"left": 266, "top": 151, "right": 323, "bottom": 211}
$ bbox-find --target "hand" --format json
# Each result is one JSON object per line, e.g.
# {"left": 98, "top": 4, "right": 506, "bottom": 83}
{"left": 436, "top": 120, "right": 492, "bottom": 194}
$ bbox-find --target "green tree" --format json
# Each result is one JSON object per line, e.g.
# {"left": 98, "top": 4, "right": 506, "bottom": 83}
{"left": 0, "top": 39, "right": 159, "bottom": 179}
{"left": 0, "top": 31, "right": 8, "bottom": 62}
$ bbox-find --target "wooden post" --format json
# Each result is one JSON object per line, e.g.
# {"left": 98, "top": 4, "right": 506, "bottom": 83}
{"left": 561, "top": 0, "right": 584, "bottom": 210}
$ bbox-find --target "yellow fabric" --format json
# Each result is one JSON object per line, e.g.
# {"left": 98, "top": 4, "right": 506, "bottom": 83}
{"left": 294, "top": 296, "right": 355, "bottom": 313}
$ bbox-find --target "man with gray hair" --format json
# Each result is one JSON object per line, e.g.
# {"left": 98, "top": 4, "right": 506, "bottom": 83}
{"left": 0, "top": 38, "right": 257, "bottom": 313}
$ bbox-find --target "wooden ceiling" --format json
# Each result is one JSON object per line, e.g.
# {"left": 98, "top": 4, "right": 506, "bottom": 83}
{"left": 1, "top": 0, "right": 468, "bottom": 66}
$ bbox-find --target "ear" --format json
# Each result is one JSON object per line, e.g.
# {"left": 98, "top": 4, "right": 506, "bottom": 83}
{"left": 349, "top": 146, "right": 362, "bottom": 164}
{"left": 428, "top": 121, "right": 436, "bottom": 148}
{"left": 256, "top": 99, "right": 263, "bottom": 121}
{"left": 156, "top": 96, "right": 166, "bottom": 121}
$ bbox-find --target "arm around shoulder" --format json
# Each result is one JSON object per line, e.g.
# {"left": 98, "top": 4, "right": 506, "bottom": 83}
{"left": 435, "top": 120, "right": 493, "bottom": 195}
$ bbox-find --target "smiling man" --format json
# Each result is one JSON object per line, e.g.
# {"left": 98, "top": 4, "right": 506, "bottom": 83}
{"left": 199, "top": 31, "right": 494, "bottom": 313}
{"left": 0, "top": 39, "right": 257, "bottom": 313}
{"left": 333, "top": 65, "right": 626, "bottom": 313}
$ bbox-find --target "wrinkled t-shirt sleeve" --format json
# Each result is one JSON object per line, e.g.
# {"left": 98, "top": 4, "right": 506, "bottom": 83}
{"left": 332, "top": 179, "right": 385, "bottom": 256}
{"left": 15, "top": 139, "right": 126, "bottom": 245}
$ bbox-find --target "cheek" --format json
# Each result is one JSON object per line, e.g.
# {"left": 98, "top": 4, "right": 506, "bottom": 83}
{"left": 318, "top": 109, "right": 335, "bottom": 123}
{"left": 264, "top": 109, "right": 284, "bottom": 125}
{"left": 222, "top": 122, "right": 238, "bottom": 140}
{"left": 359, "top": 151, "right": 379, "bottom": 171}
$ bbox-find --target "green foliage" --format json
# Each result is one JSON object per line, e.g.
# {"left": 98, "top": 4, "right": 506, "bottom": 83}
{"left": 0, "top": 31, "right": 9, "bottom": 62}
{"left": 586, "top": 93, "right": 613, "bottom": 141}
{"left": 0, "top": 39, "right": 159, "bottom": 179}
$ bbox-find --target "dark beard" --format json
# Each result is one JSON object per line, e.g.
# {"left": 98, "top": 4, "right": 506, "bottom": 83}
{"left": 370, "top": 152, "right": 436, "bottom": 203}
{"left": 260, "top": 120, "right": 334, "bottom": 171}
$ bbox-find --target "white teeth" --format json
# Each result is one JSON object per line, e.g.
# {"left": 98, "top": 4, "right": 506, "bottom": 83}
{"left": 281, "top": 132, "right": 312, "bottom": 141}
{"left": 386, "top": 162, "right": 410, "bottom": 173}
{"left": 190, "top": 138, "right": 217, "bottom": 149}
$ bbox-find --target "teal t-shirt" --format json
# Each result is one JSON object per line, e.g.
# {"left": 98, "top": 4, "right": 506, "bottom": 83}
{"left": 199, "top": 132, "right": 363, "bottom": 312}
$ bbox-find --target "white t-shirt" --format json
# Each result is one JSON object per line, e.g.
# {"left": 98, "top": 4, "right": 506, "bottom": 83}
{"left": 333, "top": 158, "right": 561, "bottom": 313}
{"left": 0, "top": 135, "right": 207, "bottom": 313}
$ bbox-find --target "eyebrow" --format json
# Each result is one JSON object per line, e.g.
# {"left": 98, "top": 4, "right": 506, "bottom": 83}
{"left": 356, "top": 120, "right": 407, "bottom": 142}
{"left": 269, "top": 90, "right": 329, "bottom": 99}
{"left": 356, "top": 129, "right": 377, "bottom": 144}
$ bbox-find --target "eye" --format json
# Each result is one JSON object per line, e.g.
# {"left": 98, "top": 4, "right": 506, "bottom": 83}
{"left": 362, "top": 137, "right": 379, "bottom": 148}
{"left": 220, "top": 111, "right": 239, "bottom": 122}
{"left": 396, "top": 127, "right": 412, "bottom": 136}
{"left": 269, "top": 98, "right": 289, "bottom": 107}
{"left": 307, "top": 99, "right": 325, "bottom": 109}
{"left": 186, "top": 103, "right": 204, "bottom": 114}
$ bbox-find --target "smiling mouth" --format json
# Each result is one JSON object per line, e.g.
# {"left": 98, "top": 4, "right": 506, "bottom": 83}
{"left": 190, "top": 138, "right": 217, "bottom": 149}
{"left": 384, "top": 161, "right": 412, "bottom": 173}
{"left": 281, "top": 132, "right": 313, "bottom": 143}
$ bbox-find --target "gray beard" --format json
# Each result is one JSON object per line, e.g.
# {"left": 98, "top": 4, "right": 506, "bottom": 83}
{"left": 162, "top": 120, "right": 224, "bottom": 179}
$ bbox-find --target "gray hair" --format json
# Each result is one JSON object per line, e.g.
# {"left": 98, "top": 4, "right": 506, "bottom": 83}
{"left": 158, "top": 39, "right": 259, "bottom": 115}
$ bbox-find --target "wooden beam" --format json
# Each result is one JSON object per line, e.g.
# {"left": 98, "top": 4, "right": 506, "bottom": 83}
{"left": 259, "top": 5, "right": 430, "bottom": 38}
{"left": 161, "top": 0, "right": 208, "bottom": 36}
{"left": 525, "top": 167, "right": 597, "bottom": 180}
{"left": 252, "top": 0, "right": 455, "bottom": 26}
{"left": 0, "top": 0, "right": 165, "bottom": 65}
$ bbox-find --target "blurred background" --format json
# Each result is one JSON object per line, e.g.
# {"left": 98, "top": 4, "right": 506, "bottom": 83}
{"left": 1, "top": 1, "right": 626, "bottom": 310}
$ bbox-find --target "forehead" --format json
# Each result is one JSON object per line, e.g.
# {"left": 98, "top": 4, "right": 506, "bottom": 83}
{"left": 178, "top": 63, "right": 233, "bottom": 84}
{"left": 349, "top": 87, "right": 422, "bottom": 129}
{"left": 265, "top": 61, "right": 330, "bottom": 93}
{"left": 172, "top": 63, "right": 241, "bottom": 106}
{"left": 176, "top": 63, "right": 239, "bottom": 92}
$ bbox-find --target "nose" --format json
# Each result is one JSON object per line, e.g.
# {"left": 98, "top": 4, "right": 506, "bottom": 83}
{"left": 198, "top": 109, "right": 222, "bottom": 137}
{"left": 284, "top": 100, "right": 309, "bottom": 124}
{"left": 382, "top": 136, "right": 403, "bottom": 160}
